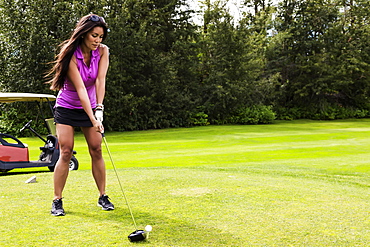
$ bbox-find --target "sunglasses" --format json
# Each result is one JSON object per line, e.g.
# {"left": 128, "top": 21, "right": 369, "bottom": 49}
{"left": 88, "top": 15, "right": 106, "bottom": 23}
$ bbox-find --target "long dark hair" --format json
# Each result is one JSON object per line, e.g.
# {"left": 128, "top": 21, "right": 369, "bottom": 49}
{"left": 46, "top": 14, "right": 108, "bottom": 91}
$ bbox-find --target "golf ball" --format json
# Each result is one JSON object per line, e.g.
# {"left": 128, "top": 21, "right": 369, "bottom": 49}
{"left": 145, "top": 225, "right": 152, "bottom": 232}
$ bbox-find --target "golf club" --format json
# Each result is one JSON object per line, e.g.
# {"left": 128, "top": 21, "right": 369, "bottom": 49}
{"left": 101, "top": 133, "right": 150, "bottom": 242}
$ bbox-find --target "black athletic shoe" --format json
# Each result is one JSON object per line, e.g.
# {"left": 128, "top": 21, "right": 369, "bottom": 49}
{"left": 51, "top": 198, "right": 65, "bottom": 216}
{"left": 98, "top": 194, "right": 115, "bottom": 211}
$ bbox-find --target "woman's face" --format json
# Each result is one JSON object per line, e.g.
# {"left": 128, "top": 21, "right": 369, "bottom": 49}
{"left": 82, "top": 26, "right": 104, "bottom": 51}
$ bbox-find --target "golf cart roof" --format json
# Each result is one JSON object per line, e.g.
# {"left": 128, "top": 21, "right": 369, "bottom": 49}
{"left": 0, "top": 93, "right": 56, "bottom": 103}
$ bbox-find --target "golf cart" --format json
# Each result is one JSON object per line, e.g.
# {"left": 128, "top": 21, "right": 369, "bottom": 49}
{"left": 0, "top": 92, "right": 78, "bottom": 173}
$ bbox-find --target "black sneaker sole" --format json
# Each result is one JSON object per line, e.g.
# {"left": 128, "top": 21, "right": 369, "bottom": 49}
{"left": 97, "top": 203, "right": 114, "bottom": 211}
{"left": 51, "top": 211, "right": 65, "bottom": 216}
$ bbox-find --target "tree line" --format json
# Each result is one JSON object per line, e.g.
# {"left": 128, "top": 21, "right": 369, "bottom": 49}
{"left": 1, "top": 0, "right": 370, "bottom": 134}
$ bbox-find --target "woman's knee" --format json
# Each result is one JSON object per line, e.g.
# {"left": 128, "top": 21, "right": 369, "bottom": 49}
{"left": 89, "top": 144, "right": 103, "bottom": 158}
{"left": 60, "top": 148, "right": 73, "bottom": 162}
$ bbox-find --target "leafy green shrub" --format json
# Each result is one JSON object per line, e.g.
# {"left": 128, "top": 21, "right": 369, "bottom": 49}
{"left": 0, "top": 102, "right": 50, "bottom": 137}
{"left": 275, "top": 105, "right": 370, "bottom": 121}
{"left": 190, "top": 112, "right": 210, "bottom": 126}
{"left": 312, "top": 106, "right": 370, "bottom": 120}
{"left": 354, "top": 109, "right": 369, "bottom": 118}
{"left": 274, "top": 107, "right": 303, "bottom": 120}
{"left": 232, "top": 105, "right": 276, "bottom": 125}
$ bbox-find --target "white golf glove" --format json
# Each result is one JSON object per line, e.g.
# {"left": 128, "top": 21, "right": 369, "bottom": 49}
{"left": 95, "top": 104, "right": 104, "bottom": 122}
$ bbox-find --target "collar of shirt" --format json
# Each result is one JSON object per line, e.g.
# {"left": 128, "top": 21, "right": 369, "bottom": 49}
{"left": 75, "top": 45, "right": 99, "bottom": 65}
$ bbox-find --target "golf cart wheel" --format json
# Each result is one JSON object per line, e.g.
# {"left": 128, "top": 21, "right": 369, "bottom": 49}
{"left": 48, "top": 156, "right": 79, "bottom": 172}
{"left": 69, "top": 156, "right": 79, "bottom": 171}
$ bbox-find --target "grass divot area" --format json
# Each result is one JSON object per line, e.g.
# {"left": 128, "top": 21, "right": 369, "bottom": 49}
{"left": 1, "top": 119, "right": 370, "bottom": 246}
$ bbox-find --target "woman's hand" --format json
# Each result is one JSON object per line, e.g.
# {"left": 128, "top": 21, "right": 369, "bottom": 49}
{"left": 92, "top": 119, "right": 104, "bottom": 133}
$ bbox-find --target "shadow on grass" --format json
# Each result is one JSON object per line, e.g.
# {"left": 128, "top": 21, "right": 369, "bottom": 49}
{"left": 0, "top": 169, "right": 50, "bottom": 176}
{"left": 61, "top": 204, "right": 244, "bottom": 246}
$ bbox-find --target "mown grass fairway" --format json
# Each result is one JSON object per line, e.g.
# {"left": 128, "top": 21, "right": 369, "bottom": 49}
{"left": 1, "top": 119, "right": 370, "bottom": 246}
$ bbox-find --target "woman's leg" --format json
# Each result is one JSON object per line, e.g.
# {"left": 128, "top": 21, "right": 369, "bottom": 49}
{"left": 81, "top": 127, "right": 114, "bottom": 210}
{"left": 53, "top": 124, "right": 75, "bottom": 200}
{"left": 81, "top": 127, "right": 106, "bottom": 196}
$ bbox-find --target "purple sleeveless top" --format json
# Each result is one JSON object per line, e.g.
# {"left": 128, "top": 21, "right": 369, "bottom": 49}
{"left": 55, "top": 45, "right": 100, "bottom": 109}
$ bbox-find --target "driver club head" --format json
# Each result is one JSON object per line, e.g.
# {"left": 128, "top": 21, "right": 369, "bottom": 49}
{"left": 128, "top": 230, "right": 147, "bottom": 242}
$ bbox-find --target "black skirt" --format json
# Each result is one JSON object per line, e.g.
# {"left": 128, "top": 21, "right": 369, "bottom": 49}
{"left": 54, "top": 107, "right": 93, "bottom": 127}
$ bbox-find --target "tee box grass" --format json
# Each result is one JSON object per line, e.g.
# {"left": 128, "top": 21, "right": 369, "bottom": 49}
{"left": 1, "top": 119, "right": 370, "bottom": 246}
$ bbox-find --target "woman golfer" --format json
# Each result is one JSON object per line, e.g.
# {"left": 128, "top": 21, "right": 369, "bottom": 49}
{"left": 47, "top": 14, "right": 114, "bottom": 216}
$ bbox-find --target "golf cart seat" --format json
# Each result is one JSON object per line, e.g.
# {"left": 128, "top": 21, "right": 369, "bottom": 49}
{"left": 0, "top": 133, "right": 27, "bottom": 148}
{"left": 45, "top": 118, "right": 57, "bottom": 136}
{"left": 0, "top": 133, "right": 29, "bottom": 162}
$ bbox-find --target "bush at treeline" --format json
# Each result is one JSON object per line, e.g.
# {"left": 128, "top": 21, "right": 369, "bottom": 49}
{"left": 1, "top": 0, "right": 370, "bottom": 134}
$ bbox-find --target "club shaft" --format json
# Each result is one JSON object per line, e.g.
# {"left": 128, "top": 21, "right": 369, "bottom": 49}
{"left": 102, "top": 135, "right": 138, "bottom": 230}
